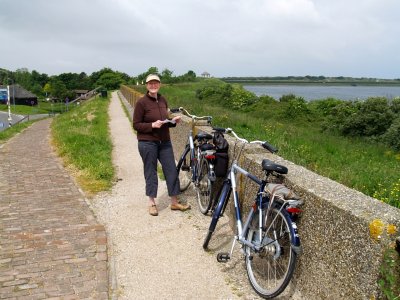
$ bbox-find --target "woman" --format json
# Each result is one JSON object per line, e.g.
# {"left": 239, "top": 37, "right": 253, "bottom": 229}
{"left": 133, "top": 74, "right": 190, "bottom": 216}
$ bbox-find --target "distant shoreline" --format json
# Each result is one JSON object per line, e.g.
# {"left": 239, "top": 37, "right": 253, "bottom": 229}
{"left": 221, "top": 80, "right": 400, "bottom": 86}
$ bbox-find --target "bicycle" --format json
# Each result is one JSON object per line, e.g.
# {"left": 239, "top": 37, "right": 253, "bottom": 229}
{"left": 202, "top": 128, "right": 303, "bottom": 299}
{"left": 171, "top": 107, "right": 218, "bottom": 214}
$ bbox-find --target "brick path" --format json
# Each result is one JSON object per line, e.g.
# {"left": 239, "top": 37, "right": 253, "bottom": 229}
{"left": 0, "top": 119, "right": 108, "bottom": 299}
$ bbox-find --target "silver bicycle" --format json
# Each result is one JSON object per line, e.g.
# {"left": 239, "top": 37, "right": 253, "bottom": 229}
{"left": 202, "top": 127, "right": 303, "bottom": 299}
{"left": 172, "top": 107, "right": 217, "bottom": 214}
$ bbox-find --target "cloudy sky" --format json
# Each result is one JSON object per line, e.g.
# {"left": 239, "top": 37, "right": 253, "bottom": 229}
{"left": 0, "top": 0, "right": 399, "bottom": 78}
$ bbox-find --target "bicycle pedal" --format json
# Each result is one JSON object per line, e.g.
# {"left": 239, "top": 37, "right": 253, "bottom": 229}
{"left": 217, "top": 252, "right": 230, "bottom": 262}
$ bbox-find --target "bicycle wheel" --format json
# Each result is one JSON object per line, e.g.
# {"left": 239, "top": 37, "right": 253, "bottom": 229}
{"left": 196, "top": 159, "right": 213, "bottom": 215}
{"left": 244, "top": 205, "right": 297, "bottom": 299}
{"left": 176, "top": 146, "right": 192, "bottom": 191}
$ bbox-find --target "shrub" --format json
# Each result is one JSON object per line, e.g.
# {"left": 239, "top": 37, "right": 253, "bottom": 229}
{"left": 325, "top": 97, "right": 394, "bottom": 137}
{"left": 196, "top": 83, "right": 257, "bottom": 109}
{"left": 284, "top": 97, "right": 310, "bottom": 118}
{"left": 342, "top": 97, "right": 394, "bottom": 137}
{"left": 390, "top": 97, "right": 400, "bottom": 114}
{"left": 259, "top": 95, "right": 277, "bottom": 104}
{"left": 279, "top": 93, "right": 296, "bottom": 103}
{"left": 230, "top": 86, "right": 258, "bottom": 109}
{"left": 311, "top": 98, "right": 344, "bottom": 116}
{"left": 382, "top": 117, "right": 400, "bottom": 151}
{"left": 321, "top": 101, "right": 360, "bottom": 133}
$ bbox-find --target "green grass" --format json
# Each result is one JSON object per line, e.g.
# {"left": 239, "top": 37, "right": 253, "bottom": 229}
{"left": 0, "top": 120, "right": 37, "bottom": 144}
{"left": 51, "top": 96, "right": 114, "bottom": 196}
{"left": 0, "top": 100, "right": 70, "bottom": 115}
{"left": 140, "top": 79, "right": 400, "bottom": 209}
{"left": 379, "top": 247, "right": 400, "bottom": 300}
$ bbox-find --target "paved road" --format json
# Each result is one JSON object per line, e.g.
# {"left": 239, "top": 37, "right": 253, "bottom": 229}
{"left": 0, "top": 112, "right": 50, "bottom": 132}
{"left": 0, "top": 119, "right": 108, "bottom": 298}
{"left": 0, "top": 112, "right": 24, "bottom": 132}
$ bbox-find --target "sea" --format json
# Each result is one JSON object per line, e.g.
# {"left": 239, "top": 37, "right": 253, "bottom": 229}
{"left": 243, "top": 85, "right": 400, "bottom": 101}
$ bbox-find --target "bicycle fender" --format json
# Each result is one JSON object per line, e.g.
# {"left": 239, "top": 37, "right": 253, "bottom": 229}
{"left": 290, "top": 220, "right": 302, "bottom": 254}
{"left": 281, "top": 208, "right": 302, "bottom": 254}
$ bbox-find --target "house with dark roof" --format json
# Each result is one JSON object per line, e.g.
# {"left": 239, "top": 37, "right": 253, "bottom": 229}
{"left": 0, "top": 84, "right": 38, "bottom": 106}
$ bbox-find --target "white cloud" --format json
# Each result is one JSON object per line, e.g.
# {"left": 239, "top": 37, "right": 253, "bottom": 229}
{"left": 0, "top": 0, "right": 399, "bottom": 78}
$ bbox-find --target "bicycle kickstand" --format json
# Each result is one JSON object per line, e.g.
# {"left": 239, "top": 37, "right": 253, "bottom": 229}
{"left": 217, "top": 236, "right": 237, "bottom": 263}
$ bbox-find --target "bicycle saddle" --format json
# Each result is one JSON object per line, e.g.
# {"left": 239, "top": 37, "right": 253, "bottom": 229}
{"left": 261, "top": 159, "right": 288, "bottom": 174}
{"left": 195, "top": 133, "right": 213, "bottom": 141}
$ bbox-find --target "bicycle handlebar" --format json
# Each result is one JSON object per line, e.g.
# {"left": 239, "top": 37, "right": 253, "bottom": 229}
{"left": 170, "top": 107, "right": 212, "bottom": 123}
{"left": 214, "top": 127, "right": 278, "bottom": 153}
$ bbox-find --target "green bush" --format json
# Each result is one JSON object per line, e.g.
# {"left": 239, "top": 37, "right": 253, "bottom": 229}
{"left": 390, "top": 97, "right": 400, "bottom": 114}
{"left": 196, "top": 83, "right": 257, "bottom": 109}
{"left": 279, "top": 93, "right": 296, "bottom": 103}
{"left": 284, "top": 97, "right": 310, "bottom": 118}
{"left": 323, "top": 97, "right": 395, "bottom": 138}
{"left": 310, "top": 98, "right": 344, "bottom": 116}
{"left": 342, "top": 97, "right": 394, "bottom": 136}
{"left": 230, "top": 86, "right": 258, "bottom": 109}
{"left": 382, "top": 117, "right": 400, "bottom": 151}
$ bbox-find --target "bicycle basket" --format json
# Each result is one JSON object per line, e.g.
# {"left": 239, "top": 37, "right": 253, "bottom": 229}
{"left": 213, "top": 132, "right": 229, "bottom": 153}
{"left": 214, "top": 152, "right": 229, "bottom": 177}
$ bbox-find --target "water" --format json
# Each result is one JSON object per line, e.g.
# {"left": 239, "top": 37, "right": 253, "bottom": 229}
{"left": 243, "top": 85, "right": 400, "bottom": 101}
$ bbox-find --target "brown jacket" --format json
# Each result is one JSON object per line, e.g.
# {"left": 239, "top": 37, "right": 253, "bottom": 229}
{"left": 133, "top": 92, "right": 175, "bottom": 141}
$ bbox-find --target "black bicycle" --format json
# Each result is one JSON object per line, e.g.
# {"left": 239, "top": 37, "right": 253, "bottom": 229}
{"left": 202, "top": 128, "right": 303, "bottom": 299}
{"left": 172, "top": 107, "right": 217, "bottom": 214}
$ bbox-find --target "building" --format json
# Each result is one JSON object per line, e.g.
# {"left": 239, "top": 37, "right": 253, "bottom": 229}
{"left": 201, "top": 72, "right": 211, "bottom": 78}
{"left": 0, "top": 84, "right": 38, "bottom": 106}
{"left": 74, "top": 89, "right": 90, "bottom": 100}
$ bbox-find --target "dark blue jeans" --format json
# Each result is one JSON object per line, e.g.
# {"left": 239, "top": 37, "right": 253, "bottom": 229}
{"left": 138, "top": 140, "right": 180, "bottom": 198}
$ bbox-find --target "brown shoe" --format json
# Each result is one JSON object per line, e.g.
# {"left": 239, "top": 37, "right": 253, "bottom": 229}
{"left": 170, "top": 203, "right": 191, "bottom": 211}
{"left": 149, "top": 205, "right": 158, "bottom": 216}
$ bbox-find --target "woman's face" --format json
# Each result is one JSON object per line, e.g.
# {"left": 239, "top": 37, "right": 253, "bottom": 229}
{"left": 146, "top": 80, "right": 160, "bottom": 95}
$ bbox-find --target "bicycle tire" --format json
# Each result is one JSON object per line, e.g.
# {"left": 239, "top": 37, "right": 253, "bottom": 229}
{"left": 244, "top": 205, "right": 297, "bottom": 299}
{"left": 196, "top": 158, "right": 213, "bottom": 215}
{"left": 203, "top": 230, "right": 213, "bottom": 250}
{"left": 176, "top": 146, "right": 192, "bottom": 191}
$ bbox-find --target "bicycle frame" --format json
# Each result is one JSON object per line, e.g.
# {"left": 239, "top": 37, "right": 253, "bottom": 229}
{"left": 175, "top": 107, "right": 214, "bottom": 191}
{"left": 203, "top": 127, "right": 302, "bottom": 298}
{"left": 215, "top": 159, "right": 301, "bottom": 258}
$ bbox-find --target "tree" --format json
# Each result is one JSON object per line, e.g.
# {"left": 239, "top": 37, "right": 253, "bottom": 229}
{"left": 43, "top": 83, "right": 51, "bottom": 97}
{"left": 161, "top": 68, "right": 174, "bottom": 83}
{"left": 95, "top": 72, "right": 124, "bottom": 90}
{"left": 49, "top": 79, "right": 68, "bottom": 101}
{"left": 137, "top": 67, "right": 159, "bottom": 84}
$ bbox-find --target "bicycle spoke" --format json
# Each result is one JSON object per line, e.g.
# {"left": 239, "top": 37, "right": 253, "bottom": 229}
{"left": 177, "top": 147, "right": 192, "bottom": 191}
{"left": 196, "top": 159, "right": 213, "bottom": 214}
{"left": 245, "top": 206, "right": 297, "bottom": 298}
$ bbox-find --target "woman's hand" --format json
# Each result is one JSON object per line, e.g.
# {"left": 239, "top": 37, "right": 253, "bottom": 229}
{"left": 152, "top": 120, "right": 164, "bottom": 128}
{"left": 172, "top": 116, "right": 181, "bottom": 124}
